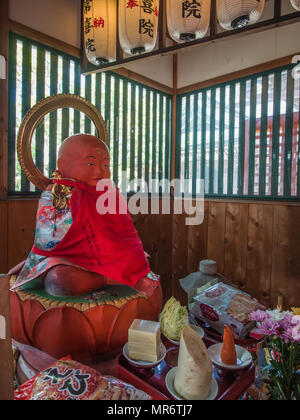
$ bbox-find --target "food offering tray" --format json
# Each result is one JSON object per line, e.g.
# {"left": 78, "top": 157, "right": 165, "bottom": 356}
{"left": 118, "top": 335, "right": 255, "bottom": 401}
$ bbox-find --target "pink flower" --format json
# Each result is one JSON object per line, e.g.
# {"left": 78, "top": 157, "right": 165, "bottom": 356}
{"left": 256, "top": 318, "right": 279, "bottom": 338}
{"left": 249, "top": 310, "right": 271, "bottom": 323}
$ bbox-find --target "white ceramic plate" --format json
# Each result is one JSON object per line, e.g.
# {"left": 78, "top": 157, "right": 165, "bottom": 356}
{"left": 207, "top": 343, "right": 253, "bottom": 371}
{"left": 165, "top": 367, "right": 218, "bottom": 400}
{"left": 163, "top": 324, "right": 205, "bottom": 346}
{"left": 123, "top": 342, "right": 166, "bottom": 368}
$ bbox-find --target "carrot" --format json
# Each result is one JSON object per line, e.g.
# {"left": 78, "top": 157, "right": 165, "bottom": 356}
{"left": 220, "top": 325, "right": 237, "bottom": 365}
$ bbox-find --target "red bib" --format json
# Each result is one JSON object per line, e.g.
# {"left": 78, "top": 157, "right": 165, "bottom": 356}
{"left": 33, "top": 180, "right": 150, "bottom": 287}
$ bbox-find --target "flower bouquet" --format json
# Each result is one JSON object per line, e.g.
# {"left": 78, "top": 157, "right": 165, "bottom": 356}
{"left": 249, "top": 308, "right": 300, "bottom": 400}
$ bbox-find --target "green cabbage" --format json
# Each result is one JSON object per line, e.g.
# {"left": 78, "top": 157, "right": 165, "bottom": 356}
{"left": 159, "top": 297, "right": 189, "bottom": 341}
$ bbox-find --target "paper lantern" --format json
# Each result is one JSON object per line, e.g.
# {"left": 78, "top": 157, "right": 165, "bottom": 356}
{"left": 291, "top": 0, "right": 300, "bottom": 11}
{"left": 119, "top": 0, "right": 159, "bottom": 56}
{"left": 217, "top": 0, "right": 265, "bottom": 30}
{"left": 167, "top": 0, "right": 211, "bottom": 43}
{"left": 83, "top": 0, "right": 117, "bottom": 65}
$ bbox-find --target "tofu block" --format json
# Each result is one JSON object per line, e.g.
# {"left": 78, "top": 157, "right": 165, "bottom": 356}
{"left": 129, "top": 350, "right": 159, "bottom": 363}
{"left": 128, "top": 319, "right": 160, "bottom": 362}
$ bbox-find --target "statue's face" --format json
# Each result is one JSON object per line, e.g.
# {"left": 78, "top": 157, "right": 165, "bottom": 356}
{"left": 57, "top": 135, "right": 111, "bottom": 187}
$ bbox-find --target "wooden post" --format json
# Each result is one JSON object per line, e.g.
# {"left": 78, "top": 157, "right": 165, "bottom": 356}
{"left": 0, "top": 275, "right": 14, "bottom": 400}
{"left": 0, "top": 0, "right": 9, "bottom": 199}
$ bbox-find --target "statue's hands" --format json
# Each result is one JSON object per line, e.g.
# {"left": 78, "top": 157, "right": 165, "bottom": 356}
{"left": 134, "top": 272, "right": 161, "bottom": 298}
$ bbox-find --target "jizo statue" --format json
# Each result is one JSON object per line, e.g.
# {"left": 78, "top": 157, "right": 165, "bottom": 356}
{"left": 10, "top": 134, "right": 161, "bottom": 299}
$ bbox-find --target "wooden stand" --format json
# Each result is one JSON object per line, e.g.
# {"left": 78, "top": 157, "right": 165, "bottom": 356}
{"left": 0, "top": 275, "right": 14, "bottom": 400}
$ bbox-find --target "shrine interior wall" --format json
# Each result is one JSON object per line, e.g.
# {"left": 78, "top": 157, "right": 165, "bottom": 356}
{"left": 1, "top": 199, "right": 300, "bottom": 311}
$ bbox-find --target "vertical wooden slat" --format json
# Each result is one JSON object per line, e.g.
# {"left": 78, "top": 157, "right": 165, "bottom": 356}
{"left": 145, "top": 89, "right": 151, "bottom": 186}
{"left": 238, "top": 81, "right": 246, "bottom": 196}
{"left": 84, "top": 74, "right": 92, "bottom": 134}
{"left": 62, "top": 57, "right": 70, "bottom": 142}
{"left": 152, "top": 91, "right": 158, "bottom": 182}
{"left": 113, "top": 76, "right": 120, "bottom": 185}
{"left": 175, "top": 95, "right": 182, "bottom": 179}
{"left": 104, "top": 73, "right": 111, "bottom": 148}
{"left": 209, "top": 88, "right": 216, "bottom": 195}
{"left": 158, "top": 92, "right": 164, "bottom": 186}
{"left": 36, "top": 48, "right": 45, "bottom": 176}
{"left": 73, "top": 60, "right": 81, "bottom": 134}
{"left": 49, "top": 53, "right": 58, "bottom": 175}
{"left": 227, "top": 84, "right": 235, "bottom": 195}
{"left": 218, "top": 86, "right": 225, "bottom": 195}
{"left": 122, "top": 80, "right": 128, "bottom": 176}
{"left": 184, "top": 94, "right": 190, "bottom": 181}
{"left": 21, "top": 39, "right": 31, "bottom": 192}
{"left": 284, "top": 70, "right": 294, "bottom": 197}
{"left": 138, "top": 85, "right": 143, "bottom": 181}
{"left": 259, "top": 75, "right": 269, "bottom": 196}
{"left": 7, "top": 34, "right": 17, "bottom": 193}
{"left": 95, "top": 72, "right": 102, "bottom": 114}
{"left": 130, "top": 83, "right": 136, "bottom": 183}
{"left": 165, "top": 96, "right": 171, "bottom": 182}
{"left": 201, "top": 91, "right": 207, "bottom": 182}
{"left": 171, "top": 54, "right": 178, "bottom": 183}
{"left": 248, "top": 78, "right": 257, "bottom": 197}
{"left": 271, "top": 71, "right": 282, "bottom": 197}
{"left": 192, "top": 93, "right": 199, "bottom": 195}
{"left": 247, "top": 204, "right": 274, "bottom": 307}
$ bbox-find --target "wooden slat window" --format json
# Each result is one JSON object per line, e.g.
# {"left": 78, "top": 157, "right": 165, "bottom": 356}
{"left": 8, "top": 33, "right": 172, "bottom": 194}
{"left": 176, "top": 65, "right": 300, "bottom": 200}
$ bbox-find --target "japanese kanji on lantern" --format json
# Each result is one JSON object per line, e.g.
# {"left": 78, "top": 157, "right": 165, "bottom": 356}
{"left": 217, "top": 0, "right": 265, "bottom": 31}
{"left": 167, "top": 0, "right": 211, "bottom": 44}
{"left": 83, "top": 0, "right": 117, "bottom": 65}
{"left": 291, "top": 0, "right": 300, "bottom": 11}
{"left": 119, "top": 0, "right": 159, "bottom": 56}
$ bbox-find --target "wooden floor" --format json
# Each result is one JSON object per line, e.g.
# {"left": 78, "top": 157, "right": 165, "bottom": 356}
{"left": 1, "top": 198, "right": 299, "bottom": 310}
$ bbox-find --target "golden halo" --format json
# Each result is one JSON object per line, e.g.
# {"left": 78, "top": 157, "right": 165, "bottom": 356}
{"left": 17, "top": 94, "right": 109, "bottom": 191}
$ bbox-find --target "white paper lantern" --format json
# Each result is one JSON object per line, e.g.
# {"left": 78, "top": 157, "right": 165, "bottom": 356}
{"left": 217, "top": 0, "right": 265, "bottom": 31}
{"left": 119, "top": 0, "right": 159, "bottom": 56}
{"left": 83, "top": 0, "right": 117, "bottom": 65}
{"left": 167, "top": 0, "right": 211, "bottom": 43}
{"left": 291, "top": 0, "right": 300, "bottom": 11}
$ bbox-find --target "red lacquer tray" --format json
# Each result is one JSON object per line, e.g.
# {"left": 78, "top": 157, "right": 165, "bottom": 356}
{"left": 118, "top": 335, "right": 255, "bottom": 401}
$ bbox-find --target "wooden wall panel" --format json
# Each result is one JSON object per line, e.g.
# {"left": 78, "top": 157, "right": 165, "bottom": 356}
{"left": 1, "top": 198, "right": 299, "bottom": 310}
{"left": 271, "top": 205, "right": 300, "bottom": 309}
{"left": 172, "top": 210, "right": 189, "bottom": 305}
{"left": 0, "top": 201, "right": 8, "bottom": 274}
{"left": 207, "top": 202, "right": 226, "bottom": 273}
{"left": 187, "top": 200, "right": 208, "bottom": 274}
{"left": 246, "top": 204, "right": 274, "bottom": 307}
{"left": 7, "top": 200, "right": 38, "bottom": 270}
{"left": 224, "top": 203, "right": 248, "bottom": 291}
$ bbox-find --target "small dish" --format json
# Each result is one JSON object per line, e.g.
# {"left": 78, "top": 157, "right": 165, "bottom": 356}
{"left": 122, "top": 342, "right": 166, "bottom": 369}
{"left": 163, "top": 324, "right": 205, "bottom": 346}
{"left": 207, "top": 343, "right": 253, "bottom": 371}
{"left": 165, "top": 367, "right": 218, "bottom": 400}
